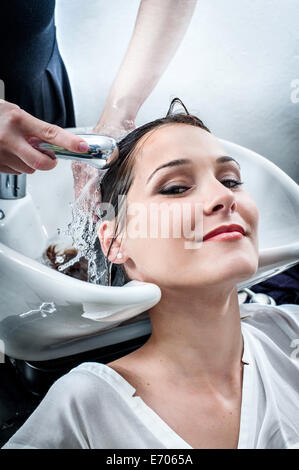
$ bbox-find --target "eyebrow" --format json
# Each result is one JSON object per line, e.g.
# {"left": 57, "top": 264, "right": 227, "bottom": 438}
{"left": 146, "top": 156, "right": 241, "bottom": 184}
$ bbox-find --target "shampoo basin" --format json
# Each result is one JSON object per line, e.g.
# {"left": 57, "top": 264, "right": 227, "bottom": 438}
{"left": 0, "top": 137, "right": 298, "bottom": 361}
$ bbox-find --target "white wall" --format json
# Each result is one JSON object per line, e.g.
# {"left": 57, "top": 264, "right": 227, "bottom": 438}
{"left": 55, "top": 0, "right": 299, "bottom": 182}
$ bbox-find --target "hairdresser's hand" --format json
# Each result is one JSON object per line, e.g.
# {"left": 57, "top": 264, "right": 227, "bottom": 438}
{"left": 71, "top": 114, "right": 135, "bottom": 225}
{"left": 0, "top": 99, "right": 89, "bottom": 174}
{"left": 72, "top": 111, "right": 135, "bottom": 199}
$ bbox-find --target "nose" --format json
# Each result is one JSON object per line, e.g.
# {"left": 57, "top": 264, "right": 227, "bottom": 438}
{"left": 203, "top": 179, "right": 238, "bottom": 215}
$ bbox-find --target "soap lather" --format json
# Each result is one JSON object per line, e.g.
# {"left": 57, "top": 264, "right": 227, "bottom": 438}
{"left": 38, "top": 134, "right": 119, "bottom": 169}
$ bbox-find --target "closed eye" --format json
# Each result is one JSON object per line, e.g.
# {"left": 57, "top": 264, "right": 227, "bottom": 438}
{"left": 159, "top": 179, "right": 244, "bottom": 195}
{"left": 159, "top": 185, "right": 190, "bottom": 195}
{"left": 222, "top": 179, "right": 244, "bottom": 189}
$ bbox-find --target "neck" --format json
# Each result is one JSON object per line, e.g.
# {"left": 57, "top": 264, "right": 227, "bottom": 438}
{"left": 143, "top": 283, "right": 244, "bottom": 386}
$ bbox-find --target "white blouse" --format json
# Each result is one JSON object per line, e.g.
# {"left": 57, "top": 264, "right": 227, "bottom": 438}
{"left": 2, "top": 303, "right": 299, "bottom": 449}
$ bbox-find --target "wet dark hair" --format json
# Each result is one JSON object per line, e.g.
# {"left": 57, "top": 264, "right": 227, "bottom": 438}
{"left": 97, "top": 98, "right": 210, "bottom": 286}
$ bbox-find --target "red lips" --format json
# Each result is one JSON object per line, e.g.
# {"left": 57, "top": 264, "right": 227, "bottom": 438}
{"left": 203, "top": 224, "right": 245, "bottom": 242}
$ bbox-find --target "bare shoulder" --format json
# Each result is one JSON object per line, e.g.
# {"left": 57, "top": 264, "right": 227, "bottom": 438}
{"left": 106, "top": 351, "right": 155, "bottom": 396}
{"left": 106, "top": 353, "right": 145, "bottom": 382}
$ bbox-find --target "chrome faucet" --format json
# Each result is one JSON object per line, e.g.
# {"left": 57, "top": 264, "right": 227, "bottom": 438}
{"left": 38, "top": 134, "right": 118, "bottom": 169}
{"left": 0, "top": 134, "right": 118, "bottom": 200}
{"left": 0, "top": 174, "right": 26, "bottom": 199}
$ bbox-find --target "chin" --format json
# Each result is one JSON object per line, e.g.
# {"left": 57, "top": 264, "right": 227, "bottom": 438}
{"left": 226, "top": 257, "right": 258, "bottom": 283}
{"left": 200, "top": 252, "right": 258, "bottom": 286}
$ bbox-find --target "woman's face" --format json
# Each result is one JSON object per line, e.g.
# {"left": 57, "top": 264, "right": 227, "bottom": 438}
{"left": 100, "top": 123, "right": 259, "bottom": 290}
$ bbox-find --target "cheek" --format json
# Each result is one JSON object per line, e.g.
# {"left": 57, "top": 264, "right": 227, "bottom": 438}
{"left": 242, "top": 193, "right": 259, "bottom": 234}
{"left": 238, "top": 193, "right": 260, "bottom": 252}
{"left": 125, "top": 200, "right": 187, "bottom": 242}
{"left": 124, "top": 201, "right": 192, "bottom": 277}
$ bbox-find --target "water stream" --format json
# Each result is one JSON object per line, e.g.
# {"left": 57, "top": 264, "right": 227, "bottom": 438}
{"left": 42, "top": 126, "right": 132, "bottom": 285}
{"left": 43, "top": 170, "right": 108, "bottom": 285}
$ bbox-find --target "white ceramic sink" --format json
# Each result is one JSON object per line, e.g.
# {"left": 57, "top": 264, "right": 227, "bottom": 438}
{"left": 0, "top": 137, "right": 298, "bottom": 361}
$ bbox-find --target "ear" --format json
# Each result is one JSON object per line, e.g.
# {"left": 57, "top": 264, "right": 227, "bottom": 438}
{"left": 97, "top": 219, "right": 125, "bottom": 265}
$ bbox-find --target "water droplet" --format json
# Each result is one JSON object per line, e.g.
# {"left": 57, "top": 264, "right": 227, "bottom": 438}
{"left": 40, "top": 302, "right": 56, "bottom": 317}
{"left": 42, "top": 178, "right": 107, "bottom": 284}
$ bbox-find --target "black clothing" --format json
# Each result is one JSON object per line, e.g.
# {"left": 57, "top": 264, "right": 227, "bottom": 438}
{"left": 0, "top": 0, "right": 75, "bottom": 126}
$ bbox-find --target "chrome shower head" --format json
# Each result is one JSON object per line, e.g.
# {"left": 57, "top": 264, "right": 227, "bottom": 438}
{"left": 38, "top": 134, "right": 119, "bottom": 169}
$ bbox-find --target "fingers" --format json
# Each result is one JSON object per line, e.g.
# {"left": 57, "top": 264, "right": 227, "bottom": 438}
{"left": 27, "top": 136, "right": 57, "bottom": 160}
{"left": 0, "top": 138, "right": 57, "bottom": 172}
{"left": 12, "top": 139, "right": 58, "bottom": 171}
{"left": 0, "top": 149, "right": 38, "bottom": 174}
{"left": 0, "top": 163, "right": 22, "bottom": 174}
{"left": 18, "top": 109, "right": 89, "bottom": 153}
{"left": 0, "top": 101, "right": 89, "bottom": 174}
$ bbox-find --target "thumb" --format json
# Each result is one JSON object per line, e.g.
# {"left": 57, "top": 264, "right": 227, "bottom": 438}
{"left": 20, "top": 110, "right": 89, "bottom": 153}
